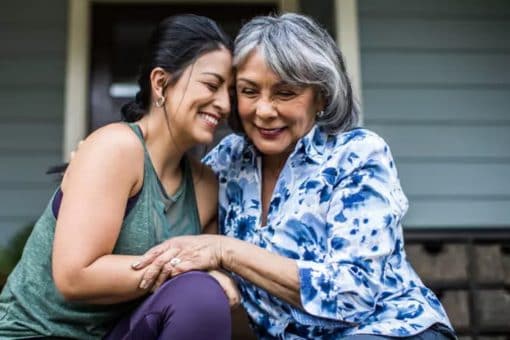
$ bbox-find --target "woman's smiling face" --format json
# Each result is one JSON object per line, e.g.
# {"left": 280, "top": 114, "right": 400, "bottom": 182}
{"left": 164, "top": 48, "right": 233, "bottom": 145}
{"left": 235, "top": 49, "right": 321, "bottom": 158}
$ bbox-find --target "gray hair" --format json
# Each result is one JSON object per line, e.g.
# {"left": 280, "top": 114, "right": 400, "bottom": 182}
{"left": 232, "top": 13, "right": 359, "bottom": 134}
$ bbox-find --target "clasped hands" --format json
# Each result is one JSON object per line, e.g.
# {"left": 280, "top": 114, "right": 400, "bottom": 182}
{"left": 67, "top": 142, "right": 239, "bottom": 307}
{"left": 131, "top": 234, "right": 240, "bottom": 308}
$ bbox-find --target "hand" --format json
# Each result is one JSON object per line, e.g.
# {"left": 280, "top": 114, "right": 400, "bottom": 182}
{"left": 129, "top": 243, "right": 180, "bottom": 291}
{"left": 70, "top": 140, "right": 84, "bottom": 161}
{"left": 208, "top": 270, "right": 241, "bottom": 309}
{"left": 132, "top": 235, "right": 224, "bottom": 291}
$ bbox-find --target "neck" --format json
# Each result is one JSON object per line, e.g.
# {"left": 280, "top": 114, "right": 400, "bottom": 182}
{"left": 262, "top": 152, "right": 290, "bottom": 178}
{"left": 138, "top": 112, "right": 187, "bottom": 176}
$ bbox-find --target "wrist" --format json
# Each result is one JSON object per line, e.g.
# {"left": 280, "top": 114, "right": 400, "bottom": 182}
{"left": 218, "top": 236, "right": 236, "bottom": 271}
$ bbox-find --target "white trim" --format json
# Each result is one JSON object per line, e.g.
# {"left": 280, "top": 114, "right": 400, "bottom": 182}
{"left": 334, "top": 0, "right": 363, "bottom": 124}
{"left": 63, "top": 0, "right": 291, "bottom": 158}
{"left": 63, "top": 0, "right": 90, "bottom": 161}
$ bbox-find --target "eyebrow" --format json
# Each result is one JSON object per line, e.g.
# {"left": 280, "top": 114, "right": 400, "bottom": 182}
{"left": 202, "top": 72, "right": 225, "bottom": 83}
{"left": 237, "top": 78, "right": 258, "bottom": 87}
{"left": 273, "top": 80, "right": 293, "bottom": 87}
{"left": 237, "top": 78, "right": 295, "bottom": 90}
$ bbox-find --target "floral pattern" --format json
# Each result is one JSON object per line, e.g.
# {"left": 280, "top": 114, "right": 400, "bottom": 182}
{"left": 203, "top": 126, "right": 453, "bottom": 339}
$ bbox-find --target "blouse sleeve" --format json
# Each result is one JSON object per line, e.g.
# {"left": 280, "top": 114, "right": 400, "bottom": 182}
{"left": 201, "top": 134, "right": 238, "bottom": 175}
{"left": 295, "top": 134, "right": 409, "bottom": 324}
{"left": 202, "top": 144, "right": 221, "bottom": 175}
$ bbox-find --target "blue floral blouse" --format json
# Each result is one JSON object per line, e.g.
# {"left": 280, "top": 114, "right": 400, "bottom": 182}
{"left": 203, "top": 126, "right": 454, "bottom": 339}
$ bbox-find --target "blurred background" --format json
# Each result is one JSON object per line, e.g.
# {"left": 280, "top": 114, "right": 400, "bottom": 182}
{"left": 0, "top": 0, "right": 509, "bottom": 338}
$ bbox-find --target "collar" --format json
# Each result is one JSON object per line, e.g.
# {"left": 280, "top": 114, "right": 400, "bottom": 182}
{"left": 297, "top": 124, "right": 328, "bottom": 164}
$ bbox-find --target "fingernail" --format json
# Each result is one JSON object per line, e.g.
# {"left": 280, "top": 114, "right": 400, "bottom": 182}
{"left": 139, "top": 280, "right": 148, "bottom": 289}
{"left": 132, "top": 261, "right": 140, "bottom": 269}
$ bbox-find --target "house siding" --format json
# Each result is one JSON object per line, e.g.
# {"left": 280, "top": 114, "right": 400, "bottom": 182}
{"left": 358, "top": 0, "right": 510, "bottom": 227}
{"left": 0, "top": 0, "right": 67, "bottom": 245}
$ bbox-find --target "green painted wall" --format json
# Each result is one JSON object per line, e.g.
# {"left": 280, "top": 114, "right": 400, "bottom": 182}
{"left": 359, "top": 0, "right": 510, "bottom": 227}
{"left": 0, "top": 0, "right": 67, "bottom": 245}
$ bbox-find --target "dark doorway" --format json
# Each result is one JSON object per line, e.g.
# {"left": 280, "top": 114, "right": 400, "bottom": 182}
{"left": 89, "top": 2, "right": 277, "bottom": 146}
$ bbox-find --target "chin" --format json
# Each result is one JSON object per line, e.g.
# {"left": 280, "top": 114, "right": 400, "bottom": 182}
{"left": 194, "top": 132, "right": 215, "bottom": 145}
{"left": 253, "top": 143, "right": 288, "bottom": 156}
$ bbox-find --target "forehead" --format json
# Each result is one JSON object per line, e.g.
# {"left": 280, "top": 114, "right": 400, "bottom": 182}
{"left": 192, "top": 48, "right": 233, "bottom": 78}
{"left": 236, "top": 49, "right": 280, "bottom": 83}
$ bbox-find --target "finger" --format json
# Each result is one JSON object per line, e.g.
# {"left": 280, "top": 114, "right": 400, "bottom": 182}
{"left": 209, "top": 271, "right": 240, "bottom": 309}
{"left": 152, "top": 248, "right": 181, "bottom": 290}
{"left": 139, "top": 248, "right": 180, "bottom": 289}
{"left": 222, "top": 282, "right": 240, "bottom": 309}
{"left": 167, "top": 259, "right": 194, "bottom": 277}
{"left": 139, "top": 266, "right": 160, "bottom": 290}
{"left": 231, "top": 289, "right": 241, "bottom": 309}
{"left": 151, "top": 262, "right": 174, "bottom": 292}
{"left": 132, "top": 246, "right": 166, "bottom": 270}
{"left": 219, "top": 283, "right": 240, "bottom": 309}
{"left": 228, "top": 291, "right": 240, "bottom": 309}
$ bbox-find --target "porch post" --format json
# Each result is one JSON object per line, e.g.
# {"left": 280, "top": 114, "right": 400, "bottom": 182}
{"left": 335, "top": 0, "right": 363, "bottom": 123}
{"left": 63, "top": 0, "right": 90, "bottom": 161}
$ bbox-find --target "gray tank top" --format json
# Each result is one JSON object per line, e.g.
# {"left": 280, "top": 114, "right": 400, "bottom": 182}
{"left": 0, "top": 123, "right": 201, "bottom": 339}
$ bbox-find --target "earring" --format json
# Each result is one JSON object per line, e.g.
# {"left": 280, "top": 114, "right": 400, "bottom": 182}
{"left": 316, "top": 110, "right": 325, "bottom": 118}
{"left": 155, "top": 96, "right": 166, "bottom": 107}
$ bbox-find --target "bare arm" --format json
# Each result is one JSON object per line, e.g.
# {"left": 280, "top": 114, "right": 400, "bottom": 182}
{"left": 133, "top": 234, "right": 301, "bottom": 307}
{"left": 52, "top": 124, "right": 152, "bottom": 304}
{"left": 221, "top": 237, "right": 301, "bottom": 307}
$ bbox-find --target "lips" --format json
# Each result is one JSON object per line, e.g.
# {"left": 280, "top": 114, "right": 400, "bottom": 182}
{"left": 198, "top": 112, "right": 220, "bottom": 128}
{"left": 257, "top": 127, "right": 285, "bottom": 138}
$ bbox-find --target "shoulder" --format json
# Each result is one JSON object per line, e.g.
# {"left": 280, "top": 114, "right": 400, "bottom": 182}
{"left": 84, "top": 122, "right": 144, "bottom": 157}
{"left": 73, "top": 122, "right": 145, "bottom": 172}
{"left": 331, "top": 128, "right": 393, "bottom": 167}
{"left": 315, "top": 128, "right": 399, "bottom": 186}
{"left": 62, "top": 123, "right": 144, "bottom": 190}
{"left": 336, "top": 128, "right": 389, "bottom": 154}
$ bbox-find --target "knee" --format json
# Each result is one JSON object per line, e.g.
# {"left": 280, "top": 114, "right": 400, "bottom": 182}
{"left": 155, "top": 271, "right": 231, "bottom": 339}
{"left": 160, "top": 271, "right": 230, "bottom": 317}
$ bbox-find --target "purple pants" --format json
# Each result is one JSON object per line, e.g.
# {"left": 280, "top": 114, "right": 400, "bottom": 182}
{"left": 104, "top": 271, "right": 231, "bottom": 340}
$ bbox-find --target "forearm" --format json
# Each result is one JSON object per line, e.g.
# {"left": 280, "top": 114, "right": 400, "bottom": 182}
{"left": 220, "top": 237, "right": 302, "bottom": 307}
{"left": 56, "top": 254, "right": 147, "bottom": 304}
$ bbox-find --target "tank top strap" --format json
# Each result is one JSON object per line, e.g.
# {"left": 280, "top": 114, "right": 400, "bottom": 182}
{"left": 126, "top": 122, "right": 149, "bottom": 154}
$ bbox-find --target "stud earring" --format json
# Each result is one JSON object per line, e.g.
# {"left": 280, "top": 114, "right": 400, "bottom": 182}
{"left": 316, "top": 110, "right": 325, "bottom": 118}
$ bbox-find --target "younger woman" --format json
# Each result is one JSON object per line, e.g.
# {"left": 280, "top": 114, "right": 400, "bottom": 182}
{"left": 0, "top": 14, "right": 235, "bottom": 339}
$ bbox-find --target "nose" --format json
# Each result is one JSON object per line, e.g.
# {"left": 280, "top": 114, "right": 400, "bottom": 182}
{"left": 213, "top": 85, "right": 231, "bottom": 116}
{"left": 255, "top": 97, "right": 277, "bottom": 119}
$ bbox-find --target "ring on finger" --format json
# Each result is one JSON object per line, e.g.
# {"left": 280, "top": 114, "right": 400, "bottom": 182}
{"left": 169, "top": 257, "right": 181, "bottom": 267}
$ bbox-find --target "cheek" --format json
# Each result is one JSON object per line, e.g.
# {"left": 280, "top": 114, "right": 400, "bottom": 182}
{"left": 297, "top": 114, "right": 316, "bottom": 133}
{"left": 291, "top": 100, "right": 316, "bottom": 125}
{"left": 237, "top": 98, "right": 253, "bottom": 118}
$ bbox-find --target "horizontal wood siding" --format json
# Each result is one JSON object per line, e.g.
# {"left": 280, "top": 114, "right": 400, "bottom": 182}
{"left": 0, "top": 0, "right": 67, "bottom": 245}
{"left": 358, "top": 0, "right": 510, "bottom": 227}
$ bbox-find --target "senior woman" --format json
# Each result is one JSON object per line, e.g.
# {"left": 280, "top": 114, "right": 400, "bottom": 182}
{"left": 134, "top": 13, "right": 456, "bottom": 339}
